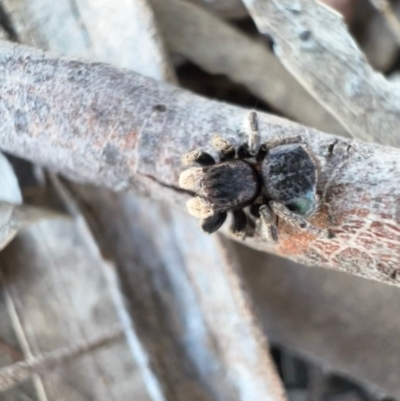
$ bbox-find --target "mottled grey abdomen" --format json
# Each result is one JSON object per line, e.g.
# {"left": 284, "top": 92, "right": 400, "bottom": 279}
{"left": 261, "top": 144, "right": 317, "bottom": 215}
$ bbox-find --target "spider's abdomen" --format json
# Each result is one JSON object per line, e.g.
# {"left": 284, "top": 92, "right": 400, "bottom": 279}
{"left": 261, "top": 144, "right": 317, "bottom": 216}
{"left": 203, "top": 160, "right": 260, "bottom": 211}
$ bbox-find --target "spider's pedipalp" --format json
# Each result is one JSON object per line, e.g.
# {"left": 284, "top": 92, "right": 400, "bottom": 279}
{"left": 259, "top": 205, "right": 278, "bottom": 242}
{"left": 179, "top": 167, "right": 204, "bottom": 192}
{"left": 187, "top": 196, "right": 214, "bottom": 219}
{"left": 181, "top": 150, "right": 215, "bottom": 166}
{"left": 211, "top": 135, "right": 235, "bottom": 160}
{"left": 230, "top": 209, "right": 248, "bottom": 239}
{"left": 201, "top": 211, "right": 227, "bottom": 233}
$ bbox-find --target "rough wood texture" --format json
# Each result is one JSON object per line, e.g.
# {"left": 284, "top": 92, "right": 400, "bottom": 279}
{"left": 0, "top": 327, "right": 123, "bottom": 392}
{"left": 0, "top": 41, "right": 397, "bottom": 285}
{"left": 1, "top": 0, "right": 175, "bottom": 82}
{"left": 238, "top": 245, "right": 400, "bottom": 399}
{"left": 0, "top": 220, "right": 151, "bottom": 401}
{"left": 241, "top": 0, "right": 400, "bottom": 147}
{"left": 0, "top": 290, "right": 38, "bottom": 401}
{"left": 152, "top": 0, "right": 347, "bottom": 135}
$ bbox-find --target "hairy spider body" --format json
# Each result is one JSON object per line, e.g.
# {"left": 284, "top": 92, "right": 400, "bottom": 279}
{"left": 179, "top": 111, "right": 331, "bottom": 240}
{"left": 200, "top": 160, "right": 260, "bottom": 211}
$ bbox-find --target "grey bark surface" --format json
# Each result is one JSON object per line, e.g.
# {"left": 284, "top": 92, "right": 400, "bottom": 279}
{"left": 0, "top": 221, "right": 150, "bottom": 401}
{"left": 0, "top": 41, "right": 396, "bottom": 285}
{"left": 152, "top": 0, "right": 347, "bottom": 135}
{"left": 0, "top": 0, "right": 175, "bottom": 82}
{"left": 0, "top": 327, "right": 123, "bottom": 392}
{"left": 241, "top": 0, "right": 400, "bottom": 147}
{"left": 0, "top": 290, "right": 38, "bottom": 401}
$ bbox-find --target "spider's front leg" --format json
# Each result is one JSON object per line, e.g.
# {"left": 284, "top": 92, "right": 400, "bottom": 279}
{"left": 201, "top": 211, "right": 227, "bottom": 234}
{"left": 181, "top": 150, "right": 215, "bottom": 166}
{"left": 269, "top": 201, "right": 334, "bottom": 239}
{"left": 211, "top": 135, "right": 235, "bottom": 161}
{"left": 230, "top": 209, "right": 248, "bottom": 239}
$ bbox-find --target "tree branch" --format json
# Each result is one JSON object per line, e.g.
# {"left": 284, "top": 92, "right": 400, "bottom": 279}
{"left": 241, "top": 0, "right": 400, "bottom": 147}
{"left": 0, "top": 326, "right": 123, "bottom": 392}
{"left": 0, "top": 41, "right": 398, "bottom": 285}
{"left": 151, "top": 0, "right": 347, "bottom": 135}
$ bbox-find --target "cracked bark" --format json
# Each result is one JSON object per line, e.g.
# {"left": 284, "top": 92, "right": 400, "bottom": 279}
{"left": 0, "top": 41, "right": 397, "bottom": 286}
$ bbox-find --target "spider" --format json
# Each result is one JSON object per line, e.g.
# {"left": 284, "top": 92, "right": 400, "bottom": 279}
{"left": 179, "top": 111, "right": 332, "bottom": 241}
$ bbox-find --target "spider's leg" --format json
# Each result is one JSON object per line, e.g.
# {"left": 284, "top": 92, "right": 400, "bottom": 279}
{"left": 261, "top": 134, "right": 304, "bottom": 152}
{"left": 269, "top": 201, "right": 334, "bottom": 239}
{"left": 259, "top": 205, "right": 278, "bottom": 242}
{"left": 211, "top": 135, "right": 235, "bottom": 161}
{"left": 246, "top": 110, "right": 260, "bottom": 154}
{"left": 249, "top": 203, "right": 262, "bottom": 218}
{"left": 181, "top": 150, "right": 215, "bottom": 166}
{"left": 238, "top": 111, "right": 260, "bottom": 159}
{"left": 201, "top": 211, "right": 227, "bottom": 233}
{"left": 230, "top": 209, "right": 248, "bottom": 239}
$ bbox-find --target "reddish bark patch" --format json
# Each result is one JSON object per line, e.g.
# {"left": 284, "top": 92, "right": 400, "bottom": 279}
{"left": 277, "top": 204, "right": 332, "bottom": 255}
{"left": 120, "top": 130, "right": 138, "bottom": 150}
{"left": 277, "top": 230, "right": 315, "bottom": 255}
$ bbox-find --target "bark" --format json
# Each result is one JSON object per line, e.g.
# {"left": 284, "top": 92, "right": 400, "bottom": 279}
{"left": 239, "top": 245, "right": 400, "bottom": 399}
{"left": 0, "top": 327, "right": 123, "bottom": 392}
{"left": 0, "top": 41, "right": 397, "bottom": 285}
{"left": 152, "top": 0, "right": 347, "bottom": 135}
{"left": 184, "top": 0, "right": 248, "bottom": 19}
{"left": 0, "top": 0, "right": 176, "bottom": 82}
{"left": 0, "top": 221, "right": 150, "bottom": 401}
{"left": 241, "top": 0, "right": 400, "bottom": 147}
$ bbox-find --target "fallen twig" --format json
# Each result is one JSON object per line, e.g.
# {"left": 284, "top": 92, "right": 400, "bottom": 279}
{"left": 241, "top": 0, "right": 400, "bottom": 147}
{"left": 152, "top": 0, "right": 346, "bottom": 134}
{"left": 0, "top": 327, "right": 123, "bottom": 392}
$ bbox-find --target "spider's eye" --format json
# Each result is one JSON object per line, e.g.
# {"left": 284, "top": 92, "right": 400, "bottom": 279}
{"left": 286, "top": 197, "right": 314, "bottom": 216}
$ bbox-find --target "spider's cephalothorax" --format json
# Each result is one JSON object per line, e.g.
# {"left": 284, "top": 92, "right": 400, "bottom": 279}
{"left": 179, "top": 111, "right": 331, "bottom": 241}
